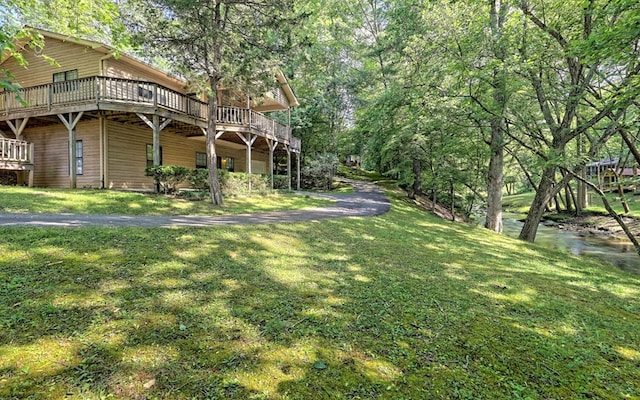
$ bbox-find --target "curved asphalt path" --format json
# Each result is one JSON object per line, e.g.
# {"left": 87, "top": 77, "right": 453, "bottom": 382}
{"left": 0, "top": 179, "right": 390, "bottom": 228}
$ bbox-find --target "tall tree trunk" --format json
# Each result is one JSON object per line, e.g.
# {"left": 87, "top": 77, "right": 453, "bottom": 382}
{"left": 409, "top": 157, "right": 422, "bottom": 199}
{"left": 485, "top": 128, "right": 504, "bottom": 232}
{"left": 566, "top": 182, "right": 577, "bottom": 213}
{"left": 554, "top": 194, "right": 563, "bottom": 213}
{"left": 576, "top": 129, "right": 587, "bottom": 215}
{"left": 207, "top": 78, "right": 224, "bottom": 206}
{"left": 519, "top": 166, "right": 556, "bottom": 242}
{"left": 484, "top": 0, "right": 507, "bottom": 233}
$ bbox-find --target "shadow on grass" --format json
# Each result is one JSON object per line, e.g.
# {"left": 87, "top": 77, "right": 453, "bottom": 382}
{"left": 0, "top": 197, "right": 639, "bottom": 399}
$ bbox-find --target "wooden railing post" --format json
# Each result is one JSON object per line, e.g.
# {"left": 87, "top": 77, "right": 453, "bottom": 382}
{"left": 153, "top": 83, "right": 158, "bottom": 109}
{"left": 95, "top": 76, "right": 101, "bottom": 105}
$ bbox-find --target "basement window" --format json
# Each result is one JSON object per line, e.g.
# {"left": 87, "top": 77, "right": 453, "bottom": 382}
{"left": 216, "top": 156, "right": 234, "bottom": 172}
{"left": 75, "top": 140, "right": 83, "bottom": 175}
{"left": 196, "top": 152, "right": 207, "bottom": 169}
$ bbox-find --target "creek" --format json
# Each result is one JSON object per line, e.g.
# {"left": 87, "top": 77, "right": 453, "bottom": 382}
{"left": 501, "top": 213, "right": 640, "bottom": 275}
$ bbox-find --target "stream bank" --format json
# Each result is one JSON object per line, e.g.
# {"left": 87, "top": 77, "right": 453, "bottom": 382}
{"left": 541, "top": 212, "right": 640, "bottom": 239}
{"left": 503, "top": 212, "right": 640, "bottom": 274}
{"left": 405, "top": 189, "right": 640, "bottom": 274}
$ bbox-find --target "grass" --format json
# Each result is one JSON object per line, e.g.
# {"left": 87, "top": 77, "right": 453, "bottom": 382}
{"left": 504, "top": 189, "right": 640, "bottom": 218}
{"left": 0, "top": 186, "right": 333, "bottom": 215}
{"left": 1, "top": 185, "right": 639, "bottom": 399}
{"left": 337, "top": 165, "right": 386, "bottom": 182}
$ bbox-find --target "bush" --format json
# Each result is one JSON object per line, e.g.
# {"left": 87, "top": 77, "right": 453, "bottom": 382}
{"left": 273, "top": 175, "right": 290, "bottom": 190}
{"left": 145, "top": 165, "right": 191, "bottom": 194}
{"left": 301, "top": 153, "right": 338, "bottom": 190}
{"left": 188, "top": 168, "right": 210, "bottom": 191}
{"left": 219, "top": 172, "right": 270, "bottom": 197}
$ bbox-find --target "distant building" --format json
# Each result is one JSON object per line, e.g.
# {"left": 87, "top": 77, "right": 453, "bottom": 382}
{"left": 600, "top": 167, "right": 640, "bottom": 191}
{"left": 586, "top": 158, "right": 618, "bottom": 179}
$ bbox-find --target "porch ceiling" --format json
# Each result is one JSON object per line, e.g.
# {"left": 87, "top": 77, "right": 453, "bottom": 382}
{"left": 0, "top": 112, "right": 294, "bottom": 154}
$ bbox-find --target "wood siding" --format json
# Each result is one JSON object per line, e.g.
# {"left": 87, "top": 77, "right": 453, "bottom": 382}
{"left": 21, "top": 120, "right": 101, "bottom": 188}
{"left": 104, "top": 58, "right": 186, "bottom": 93}
{"left": 3, "top": 37, "right": 102, "bottom": 87}
{"left": 105, "top": 121, "right": 269, "bottom": 190}
{"left": 106, "top": 121, "right": 154, "bottom": 190}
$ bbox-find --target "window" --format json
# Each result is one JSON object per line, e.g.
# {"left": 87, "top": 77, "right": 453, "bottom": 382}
{"left": 216, "top": 156, "right": 235, "bottom": 172}
{"left": 138, "top": 86, "right": 153, "bottom": 99}
{"left": 75, "top": 140, "right": 83, "bottom": 175}
{"left": 146, "top": 144, "right": 162, "bottom": 168}
{"left": 52, "top": 69, "right": 78, "bottom": 93}
{"left": 196, "top": 152, "right": 207, "bottom": 169}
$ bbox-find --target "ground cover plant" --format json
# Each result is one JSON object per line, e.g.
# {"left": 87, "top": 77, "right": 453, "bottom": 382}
{"left": 0, "top": 186, "right": 332, "bottom": 216}
{"left": 0, "top": 186, "right": 639, "bottom": 399}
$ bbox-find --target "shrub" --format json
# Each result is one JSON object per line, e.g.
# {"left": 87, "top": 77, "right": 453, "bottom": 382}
{"left": 273, "top": 175, "right": 290, "bottom": 190}
{"left": 188, "top": 168, "right": 210, "bottom": 191}
{"left": 219, "top": 172, "right": 270, "bottom": 197}
{"left": 145, "top": 165, "right": 191, "bottom": 194}
{"left": 301, "top": 153, "right": 338, "bottom": 190}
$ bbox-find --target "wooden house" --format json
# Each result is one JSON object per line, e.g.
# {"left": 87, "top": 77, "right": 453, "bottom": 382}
{"left": 600, "top": 167, "right": 640, "bottom": 192}
{"left": 0, "top": 28, "right": 301, "bottom": 190}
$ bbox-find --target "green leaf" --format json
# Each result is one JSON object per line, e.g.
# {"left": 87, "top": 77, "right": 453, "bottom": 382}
{"left": 313, "top": 361, "right": 327, "bottom": 370}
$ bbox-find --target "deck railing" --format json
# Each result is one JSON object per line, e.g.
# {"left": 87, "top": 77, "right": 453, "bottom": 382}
{"left": 217, "top": 106, "right": 294, "bottom": 146}
{"left": 0, "top": 76, "right": 209, "bottom": 120}
{"left": 1, "top": 77, "right": 301, "bottom": 151}
{"left": 0, "top": 138, "right": 33, "bottom": 163}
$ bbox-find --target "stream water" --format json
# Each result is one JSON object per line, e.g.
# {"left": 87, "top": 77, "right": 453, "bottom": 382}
{"left": 501, "top": 213, "right": 640, "bottom": 275}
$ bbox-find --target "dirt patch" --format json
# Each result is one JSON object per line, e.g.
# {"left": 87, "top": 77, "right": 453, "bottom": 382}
{"left": 412, "top": 193, "right": 466, "bottom": 222}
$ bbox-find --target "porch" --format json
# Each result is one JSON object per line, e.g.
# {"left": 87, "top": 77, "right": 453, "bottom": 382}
{"left": 0, "top": 76, "right": 301, "bottom": 152}
{"left": 0, "top": 138, "right": 34, "bottom": 186}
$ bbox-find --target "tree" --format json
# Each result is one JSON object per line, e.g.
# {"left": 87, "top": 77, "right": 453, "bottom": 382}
{"left": 125, "top": 0, "right": 294, "bottom": 205}
{"left": 517, "top": 0, "right": 640, "bottom": 241}
{"left": 1, "top": 0, "right": 124, "bottom": 92}
{"left": 483, "top": 0, "right": 509, "bottom": 233}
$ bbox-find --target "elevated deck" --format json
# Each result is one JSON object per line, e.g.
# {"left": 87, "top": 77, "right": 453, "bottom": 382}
{"left": 0, "top": 76, "right": 300, "bottom": 152}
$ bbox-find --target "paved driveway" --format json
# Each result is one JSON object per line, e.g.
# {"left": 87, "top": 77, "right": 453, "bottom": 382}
{"left": 0, "top": 180, "right": 390, "bottom": 228}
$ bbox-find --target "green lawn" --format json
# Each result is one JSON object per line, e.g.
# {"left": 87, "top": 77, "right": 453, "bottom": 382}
{"left": 0, "top": 186, "right": 332, "bottom": 215}
{"left": 1, "top": 186, "right": 639, "bottom": 399}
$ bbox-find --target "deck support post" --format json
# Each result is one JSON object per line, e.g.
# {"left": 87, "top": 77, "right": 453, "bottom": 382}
{"left": 137, "top": 113, "right": 172, "bottom": 192}
{"left": 6, "top": 118, "right": 29, "bottom": 140}
{"left": 99, "top": 114, "right": 106, "bottom": 189}
{"left": 58, "top": 112, "right": 83, "bottom": 188}
{"left": 27, "top": 167, "right": 34, "bottom": 187}
{"left": 296, "top": 150, "right": 301, "bottom": 190}
{"left": 286, "top": 145, "right": 292, "bottom": 190}
{"left": 267, "top": 139, "right": 278, "bottom": 190}
{"left": 199, "top": 128, "right": 224, "bottom": 140}
{"left": 236, "top": 132, "right": 257, "bottom": 191}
